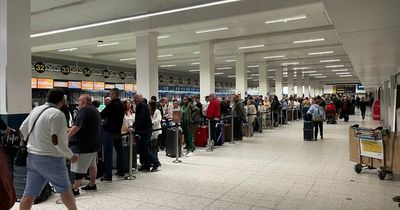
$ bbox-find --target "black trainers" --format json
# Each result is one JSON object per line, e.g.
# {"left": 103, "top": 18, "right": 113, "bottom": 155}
{"left": 81, "top": 184, "right": 97, "bottom": 191}
{"left": 100, "top": 177, "right": 112, "bottom": 183}
{"left": 138, "top": 166, "right": 151, "bottom": 172}
{"left": 151, "top": 162, "right": 161, "bottom": 172}
{"left": 72, "top": 188, "right": 80, "bottom": 197}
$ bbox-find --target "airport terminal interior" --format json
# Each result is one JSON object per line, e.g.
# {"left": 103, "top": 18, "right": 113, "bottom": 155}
{"left": 1, "top": 0, "right": 400, "bottom": 209}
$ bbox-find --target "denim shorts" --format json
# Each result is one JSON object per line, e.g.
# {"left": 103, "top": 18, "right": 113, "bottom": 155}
{"left": 24, "top": 153, "right": 70, "bottom": 196}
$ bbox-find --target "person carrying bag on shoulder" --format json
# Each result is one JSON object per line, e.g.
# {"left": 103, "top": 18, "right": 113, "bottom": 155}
{"left": 307, "top": 98, "right": 325, "bottom": 141}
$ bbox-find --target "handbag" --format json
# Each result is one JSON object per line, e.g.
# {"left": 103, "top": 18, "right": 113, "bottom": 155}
{"left": 15, "top": 106, "right": 54, "bottom": 166}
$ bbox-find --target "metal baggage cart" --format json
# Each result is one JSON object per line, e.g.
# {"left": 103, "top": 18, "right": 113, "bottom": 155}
{"left": 352, "top": 125, "right": 392, "bottom": 180}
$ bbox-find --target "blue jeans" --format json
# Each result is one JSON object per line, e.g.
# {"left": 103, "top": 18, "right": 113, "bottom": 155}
{"left": 137, "top": 133, "right": 159, "bottom": 167}
{"left": 102, "top": 130, "right": 125, "bottom": 179}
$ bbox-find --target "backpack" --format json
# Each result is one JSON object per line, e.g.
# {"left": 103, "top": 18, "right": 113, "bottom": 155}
{"left": 312, "top": 106, "right": 324, "bottom": 122}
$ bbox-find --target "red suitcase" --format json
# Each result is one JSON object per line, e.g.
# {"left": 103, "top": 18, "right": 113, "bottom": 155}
{"left": 195, "top": 126, "right": 208, "bottom": 147}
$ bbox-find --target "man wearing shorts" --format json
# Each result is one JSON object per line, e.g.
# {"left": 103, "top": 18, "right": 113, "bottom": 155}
{"left": 68, "top": 94, "right": 101, "bottom": 196}
{"left": 19, "top": 88, "right": 79, "bottom": 210}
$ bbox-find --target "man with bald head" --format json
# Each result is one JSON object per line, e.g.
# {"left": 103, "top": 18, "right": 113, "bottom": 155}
{"left": 68, "top": 94, "right": 101, "bottom": 195}
{"left": 133, "top": 93, "right": 161, "bottom": 172}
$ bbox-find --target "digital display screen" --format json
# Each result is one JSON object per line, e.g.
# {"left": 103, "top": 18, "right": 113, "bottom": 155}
{"left": 81, "top": 81, "right": 94, "bottom": 90}
{"left": 53, "top": 81, "right": 68, "bottom": 87}
{"left": 105, "top": 84, "right": 115, "bottom": 89}
{"left": 94, "top": 82, "right": 105, "bottom": 90}
{"left": 115, "top": 84, "right": 124, "bottom": 90}
{"left": 37, "top": 78, "right": 54, "bottom": 89}
{"left": 68, "top": 81, "right": 82, "bottom": 89}
{"left": 31, "top": 78, "right": 37, "bottom": 88}
{"left": 133, "top": 84, "right": 137, "bottom": 91}
{"left": 124, "top": 84, "right": 134, "bottom": 92}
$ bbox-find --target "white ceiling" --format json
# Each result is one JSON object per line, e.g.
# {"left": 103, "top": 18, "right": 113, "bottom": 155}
{"left": 30, "top": 0, "right": 367, "bottom": 86}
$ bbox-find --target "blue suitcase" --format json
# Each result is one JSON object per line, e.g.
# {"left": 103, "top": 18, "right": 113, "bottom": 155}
{"left": 303, "top": 121, "right": 314, "bottom": 141}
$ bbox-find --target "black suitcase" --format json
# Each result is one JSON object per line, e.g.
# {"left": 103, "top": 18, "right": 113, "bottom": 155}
{"left": 122, "top": 136, "right": 137, "bottom": 172}
{"left": 165, "top": 128, "right": 181, "bottom": 157}
{"left": 303, "top": 121, "right": 314, "bottom": 141}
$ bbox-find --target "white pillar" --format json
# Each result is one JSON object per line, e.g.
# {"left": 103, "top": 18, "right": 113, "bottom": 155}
{"left": 309, "top": 81, "right": 315, "bottom": 97}
{"left": 287, "top": 69, "right": 294, "bottom": 97}
{"left": 200, "top": 41, "right": 215, "bottom": 102}
{"left": 235, "top": 54, "right": 246, "bottom": 99}
{"left": 275, "top": 67, "right": 283, "bottom": 99}
{"left": 136, "top": 32, "right": 158, "bottom": 99}
{"left": 0, "top": 0, "right": 31, "bottom": 126}
{"left": 304, "top": 75, "right": 310, "bottom": 97}
{"left": 258, "top": 62, "right": 268, "bottom": 97}
{"left": 389, "top": 76, "right": 396, "bottom": 129}
{"left": 297, "top": 76, "right": 303, "bottom": 97}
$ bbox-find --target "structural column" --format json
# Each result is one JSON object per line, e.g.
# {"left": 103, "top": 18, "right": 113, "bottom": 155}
{"left": 275, "top": 67, "right": 283, "bottom": 99}
{"left": 0, "top": 0, "right": 31, "bottom": 127}
{"left": 287, "top": 69, "right": 294, "bottom": 97}
{"left": 136, "top": 32, "right": 158, "bottom": 99}
{"left": 199, "top": 41, "right": 215, "bottom": 102}
{"left": 235, "top": 54, "right": 246, "bottom": 99}
{"left": 297, "top": 76, "right": 303, "bottom": 97}
{"left": 304, "top": 75, "right": 310, "bottom": 97}
{"left": 258, "top": 61, "right": 268, "bottom": 97}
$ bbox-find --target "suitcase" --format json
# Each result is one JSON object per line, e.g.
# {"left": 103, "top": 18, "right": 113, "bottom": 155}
{"left": 224, "top": 124, "right": 232, "bottom": 142}
{"left": 242, "top": 123, "right": 249, "bottom": 138}
{"left": 165, "top": 128, "right": 182, "bottom": 157}
{"left": 195, "top": 126, "right": 208, "bottom": 147}
{"left": 257, "top": 116, "right": 263, "bottom": 133}
{"left": 113, "top": 136, "right": 137, "bottom": 173}
{"left": 303, "top": 121, "right": 314, "bottom": 141}
{"left": 215, "top": 122, "right": 225, "bottom": 146}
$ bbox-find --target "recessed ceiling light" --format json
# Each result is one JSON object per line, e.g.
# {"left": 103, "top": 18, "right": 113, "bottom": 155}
{"left": 160, "top": 64, "right": 176, "bottom": 68}
{"left": 331, "top": 69, "right": 348, "bottom": 72}
{"left": 158, "top": 54, "right": 173, "bottom": 58}
{"left": 31, "top": 0, "right": 240, "bottom": 38}
{"left": 247, "top": 77, "right": 253, "bottom": 79}
{"left": 157, "top": 35, "right": 170, "bottom": 39}
{"left": 250, "top": 74, "right": 259, "bottom": 76}
{"left": 302, "top": 71, "right": 317, "bottom": 73}
{"left": 214, "top": 72, "right": 224, "bottom": 75}
{"left": 268, "top": 69, "right": 275, "bottom": 72}
{"left": 309, "top": 73, "right": 323, "bottom": 76}
{"left": 193, "top": 51, "right": 200, "bottom": 54}
{"left": 247, "top": 71, "right": 250, "bottom": 73}
{"left": 58, "top": 48, "right": 77, "bottom": 52}
{"left": 248, "top": 65, "right": 259, "bottom": 68}
{"left": 265, "top": 15, "right": 307, "bottom": 24}
{"left": 315, "top": 76, "right": 327, "bottom": 78}
{"left": 263, "top": 55, "right": 285, "bottom": 59}
{"left": 196, "top": 27, "right": 228, "bottom": 34}
{"left": 191, "top": 63, "right": 200, "bottom": 65}
{"left": 225, "top": 59, "right": 236, "bottom": 62}
{"left": 238, "top": 45, "right": 264, "bottom": 50}
{"left": 320, "top": 59, "right": 341, "bottom": 63}
{"left": 119, "top": 57, "right": 136, "bottom": 61}
{"left": 339, "top": 75, "right": 352, "bottom": 77}
{"left": 308, "top": 51, "right": 333, "bottom": 55}
{"left": 268, "top": 76, "right": 274, "bottom": 78}
{"left": 97, "top": 42, "right": 119, "bottom": 47}
{"left": 336, "top": 72, "right": 351, "bottom": 75}
{"left": 281, "top": 62, "right": 299, "bottom": 65}
{"left": 293, "top": 67, "right": 309, "bottom": 70}
{"left": 253, "top": 79, "right": 259, "bottom": 81}
{"left": 326, "top": 65, "right": 344, "bottom": 68}
{"left": 189, "top": 69, "right": 200, "bottom": 72}
{"left": 216, "top": 67, "right": 232, "bottom": 70}
{"left": 293, "top": 38, "right": 324, "bottom": 44}
{"left": 227, "top": 75, "right": 236, "bottom": 78}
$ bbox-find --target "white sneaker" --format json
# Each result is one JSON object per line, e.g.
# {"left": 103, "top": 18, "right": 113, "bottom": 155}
{"left": 186, "top": 151, "right": 193, "bottom": 157}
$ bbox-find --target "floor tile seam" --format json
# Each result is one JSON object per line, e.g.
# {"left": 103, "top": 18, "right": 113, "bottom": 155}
{"left": 174, "top": 161, "right": 264, "bottom": 172}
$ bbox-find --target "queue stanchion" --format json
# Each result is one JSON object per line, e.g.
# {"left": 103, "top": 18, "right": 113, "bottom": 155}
{"left": 271, "top": 111, "right": 275, "bottom": 129}
{"left": 291, "top": 109, "right": 294, "bottom": 122}
{"left": 124, "top": 131, "right": 136, "bottom": 180}
{"left": 230, "top": 116, "right": 235, "bottom": 144}
{"left": 173, "top": 124, "right": 182, "bottom": 163}
{"left": 279, "top": 110, "right": 283, "bottom": 126}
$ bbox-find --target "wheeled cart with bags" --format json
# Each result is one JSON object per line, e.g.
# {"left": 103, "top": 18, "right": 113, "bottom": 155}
{"left": 351, "top": 125, "right": 393, "bottom": 180}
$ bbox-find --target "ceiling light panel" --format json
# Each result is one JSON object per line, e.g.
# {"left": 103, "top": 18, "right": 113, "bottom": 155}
{"left": 281, "top": 62, "right": 299, "bottom": 65}
{"left": 160, "top": 65, "right": 176, "bottom": 67}
{"left": 216, "top": 67, "right": 232, "bottom": 70}
{"left": 315, "top": 76, "right": 327, "bottom": 78}
{"left": 196, "top": 27, "right": 228, "bottom": 34}
{"left": 336, "top": 72, "right": 351, "bottom": 75}
{"left": 119, "top": 57, "right": 136, "bottom": 61}
{"left": 157, "top": 35, "right": 170, "bottom": 39}
{"left": 238, "top": 45, "right": 264, "bottom": 50}
{"left": 214, "top": 72, "right": 224, "bottom": 75}
{"left": 302, "top": 71, "right": 317, "bottom": 73}
{"left": 308, "top": 51, "right": 333, "bottom": 55}
{"left": 189, "top": 69, "right": 200, "bottom": 72}
{"left": 293, "top": 67, "right": 309, "bottom": 70}
{"left": 265, "top": 15, "right": 307, "bottom": 24}
{"left": 158, "top": 54, "right": 173, "bottom": 58}
{"left": 263, "top": 55, "right": 285, "bottom": 59}
{"left": 331, "top": 69, "right": 348, "bottom": 72}
{"left": 339, "top": 75, "right": 352, "bottom": 77}
{"left": 58, "top": 48, "right": 77, "bottom": 52}
{"left": 227, "top": 75, "right": 236, "bottom": 78}
{"left": 225, "top": 60, "right": 236, "bottom": 62}
{"left": 97, "top": 42, "right": 119, "bottom": 47}
{"left": 191, "top": 63, "right": 200, "bottom": 65}
{"left": 326, "top": 65, "right": 344, "bottom": 68}
{"left": 293, "top": 38, "right": 324, "bottom": 44}
{"left": 319, "top": 59, "right": 341, "bottom": 63}
{"left": 248, "top": 65, "right": 259, "bottom": 68}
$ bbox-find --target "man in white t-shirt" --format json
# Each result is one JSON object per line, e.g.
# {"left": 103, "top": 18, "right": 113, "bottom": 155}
{"left": 19, "top": 88, "right": 79, "bottom": 210}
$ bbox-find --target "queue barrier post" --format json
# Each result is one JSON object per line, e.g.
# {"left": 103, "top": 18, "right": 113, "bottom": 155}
{"left": 206, "top": 119, "right": 214, "bottom": 152}
{"left": 230, "top": 116, "right": 235, "bottom": 144}
{"left": 124, "top": 131, "right": 136, "bottom": 180}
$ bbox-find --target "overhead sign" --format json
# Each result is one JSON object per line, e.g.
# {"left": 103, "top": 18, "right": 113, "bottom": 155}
{"left": 34, "top": 62, "right": 46, "bottom": 73}
{"left": 37, "top": 78, "right": 53, "bottom": 89}
{"left": 68, "top": 81, "right": 82, "bottom": 89}
{"left": 31, "top": 78, "right": 37, "bottom": 88}
{"left": 94, "top": 82, "right": 105, "bottom": 90}
{"left": 81, "top": 81, "right": 94, "bottom": 90}
{"left": 54, "top": 81, "right": 68, "bottom": 88}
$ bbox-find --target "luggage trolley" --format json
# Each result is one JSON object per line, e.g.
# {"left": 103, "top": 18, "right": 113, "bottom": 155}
{"left": 352, "top": 125, "right": 392, "bottom": 180}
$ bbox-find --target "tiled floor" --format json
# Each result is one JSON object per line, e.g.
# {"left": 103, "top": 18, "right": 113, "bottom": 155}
{"left": 11, "top": 109, "right": 400, "bottom": 209}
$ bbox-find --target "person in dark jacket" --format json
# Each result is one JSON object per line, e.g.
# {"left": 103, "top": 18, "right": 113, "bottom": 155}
{"left": 359, "top": 97, "right": 368, "bottom": 120}
{"left": 100, "top": 88, "right": 125, "bottom": 182}
{"left": 232, "top": 95, "right": 246, "bottom": 140}
{"left": 270, "top": 95, "right": 280, "bottom": 126}
{"left": 133, "top": 94, "right": 161, "bottom": 172}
